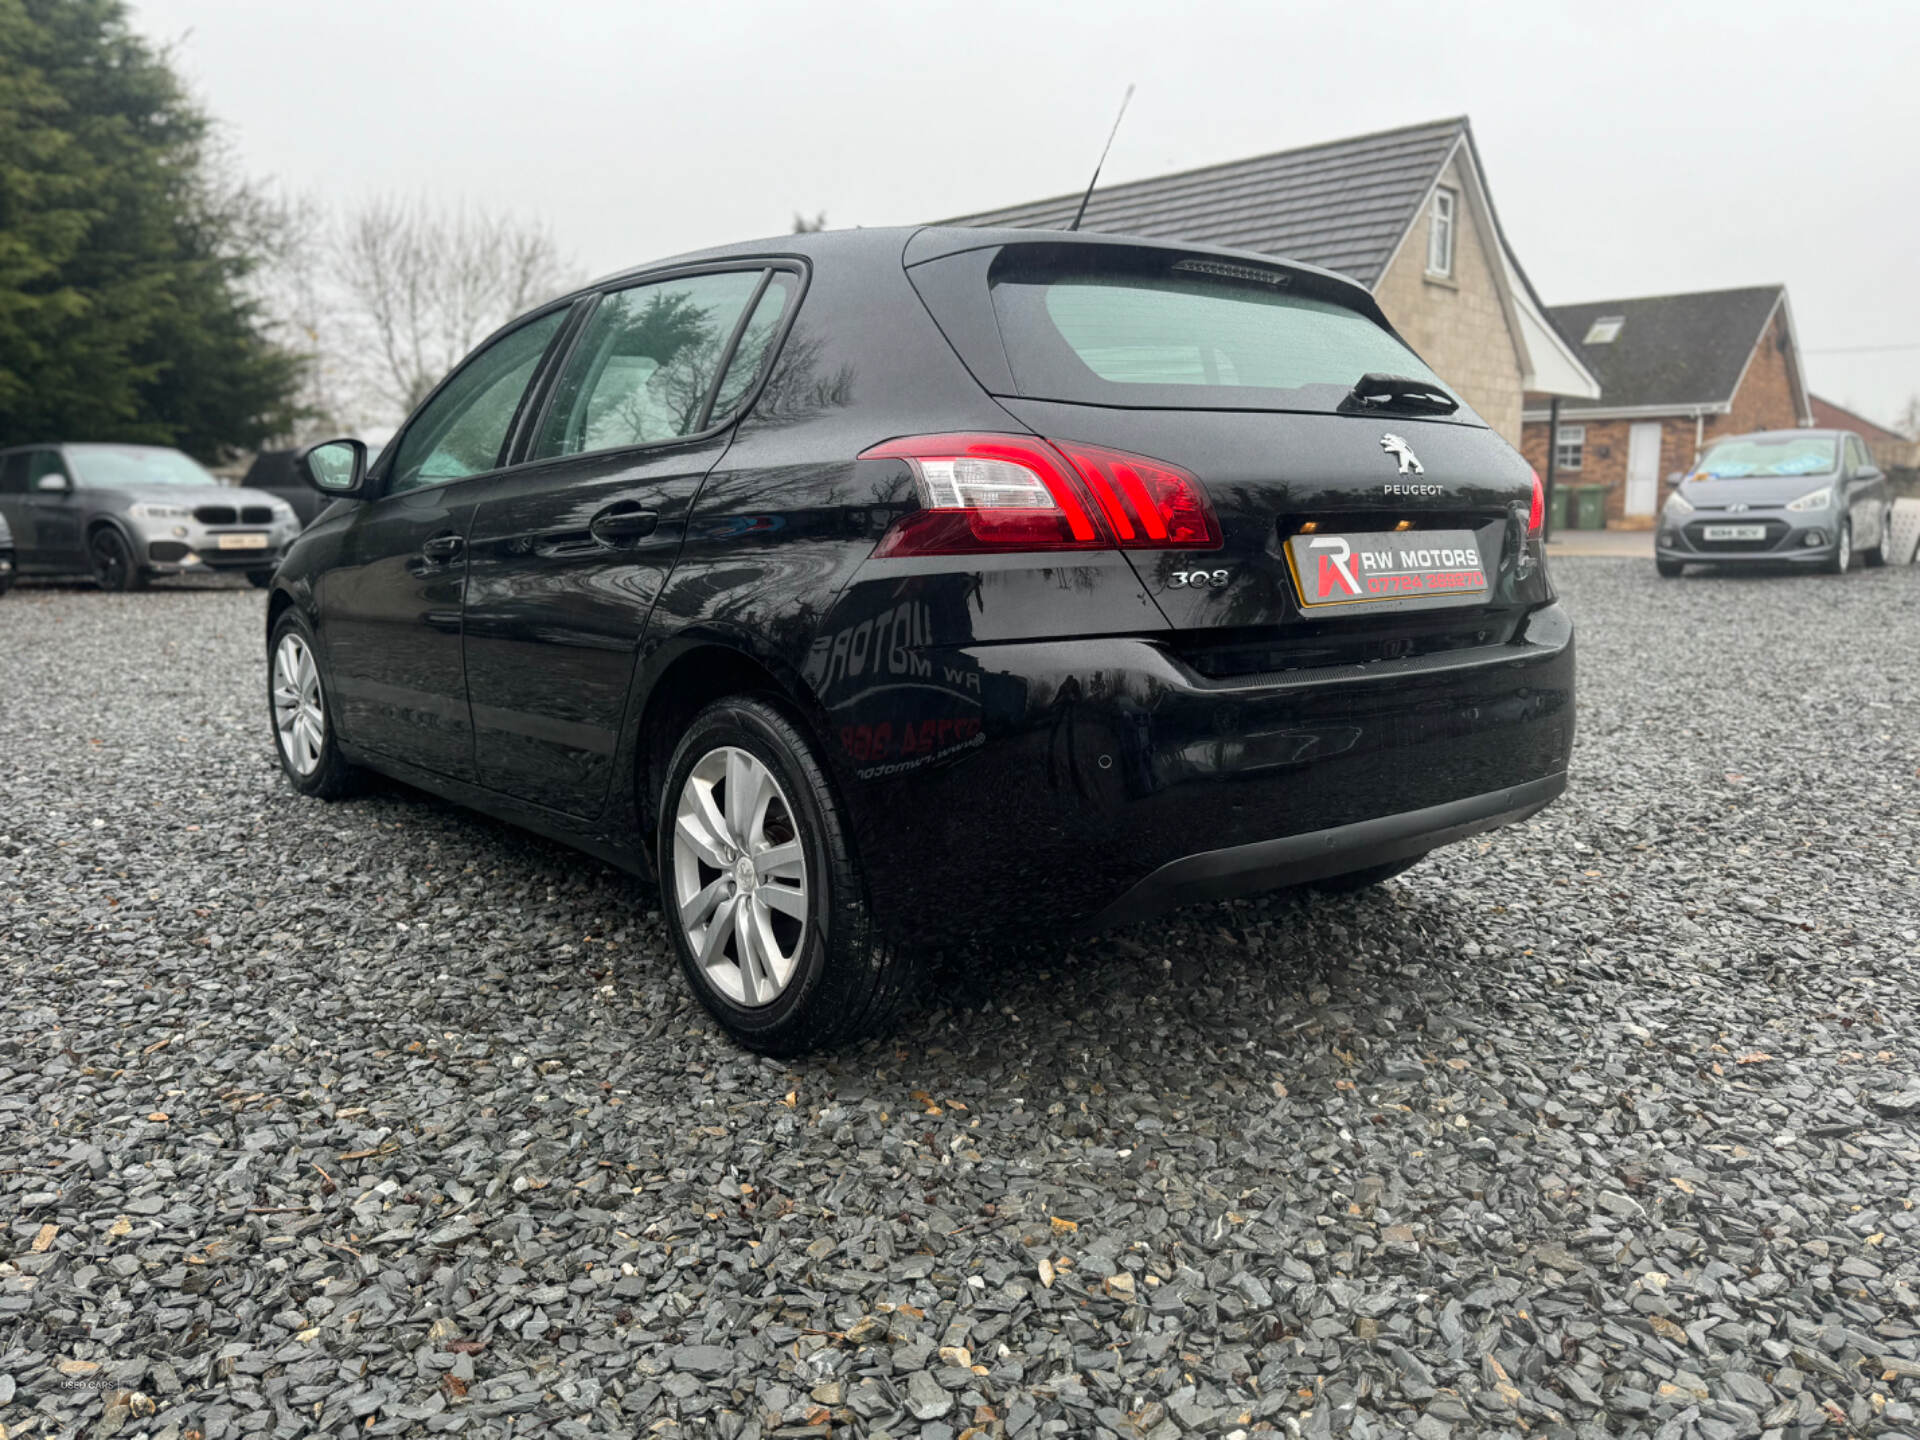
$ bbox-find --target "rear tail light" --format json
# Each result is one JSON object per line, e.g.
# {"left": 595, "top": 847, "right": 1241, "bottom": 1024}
{"left": 862, "top": 433, "right": 1221, "bottom": 557}
{"left": 1055, "top": 441, "right": 1222, "bottom": 549}
{"left": 1527, "top": 467, "right": 1546, "bottom": 536}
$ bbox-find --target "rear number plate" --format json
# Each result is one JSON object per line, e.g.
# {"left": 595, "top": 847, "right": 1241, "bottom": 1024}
{"left": 1702, "top": 524, "right": 1767, "bottom": 541}
{"left": 1286, "top": 529, "right": 1489, "bottom": 610}
{"left": 217, "top": 533, "right": 269, "bottom": 550}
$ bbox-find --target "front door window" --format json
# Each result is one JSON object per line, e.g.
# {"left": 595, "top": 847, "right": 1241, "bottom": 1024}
{"left": 389, "top": 311, "right": 567, "bottom": 494}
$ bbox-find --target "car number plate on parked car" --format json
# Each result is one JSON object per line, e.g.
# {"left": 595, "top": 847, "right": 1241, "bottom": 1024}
{"left": 1701, "top": 524, "right": 1767, "bottom": 541}
{"left": 1285, "top": 528, "right": 1490, "bottom": 610}
{"left": 217, "top": 533, "right": 269, "bottom": 550}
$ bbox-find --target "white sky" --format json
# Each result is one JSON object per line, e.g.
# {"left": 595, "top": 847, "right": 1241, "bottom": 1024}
{"left": 135, "top": 0, "right": 1920, "bottom": 429}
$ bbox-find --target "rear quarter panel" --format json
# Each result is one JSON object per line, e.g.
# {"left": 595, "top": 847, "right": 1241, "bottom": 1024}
{"left": 641, "top": 231, "right": 1171, "bottom": 851}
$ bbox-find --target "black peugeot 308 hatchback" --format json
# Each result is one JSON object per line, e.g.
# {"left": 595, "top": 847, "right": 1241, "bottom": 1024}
{"left": 268, "top": 226, "right": 1574, "bottom": 1054}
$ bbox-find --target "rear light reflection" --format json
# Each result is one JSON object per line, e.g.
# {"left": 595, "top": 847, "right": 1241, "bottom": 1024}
{"left": 863, "top": 433, "right": 1221, "bottom": 558}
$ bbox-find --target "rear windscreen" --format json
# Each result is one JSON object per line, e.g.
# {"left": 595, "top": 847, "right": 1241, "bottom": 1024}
{"left": 987, "top": 247, "right": 1466, "bottom": 416}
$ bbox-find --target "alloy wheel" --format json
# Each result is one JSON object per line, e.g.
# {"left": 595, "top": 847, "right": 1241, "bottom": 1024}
{"left": 671, "top": 746, "right": 809, "bottom": 1007}
{"left": 90, "top": 531, "right": 126, "bottom": 589}
{"left": 272, "top": 633, "right": 326, "bottom": 776}
{"left": 1836, "top": 523, "right": 1851, "bottom": 572}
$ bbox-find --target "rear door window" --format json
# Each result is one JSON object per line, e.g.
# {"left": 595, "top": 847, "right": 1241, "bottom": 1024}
{"left": 983, "top": 246, "right": 1463, "bottom": 417}
{"left": 708, "top": 272, "right": 799, "bottom": 424}
{"left": 26, "top": 449, "right": 70, "bottom": 487}
{"left": 532, "top": 270, "right": 773, "bottom": 460}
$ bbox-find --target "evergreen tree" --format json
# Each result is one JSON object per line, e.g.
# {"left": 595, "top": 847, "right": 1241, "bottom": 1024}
{"left": 0, "top": 0, "right": 301, "bottom": 458}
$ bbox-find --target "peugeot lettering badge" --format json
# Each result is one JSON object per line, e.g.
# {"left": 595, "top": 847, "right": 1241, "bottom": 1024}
{"left": 1380, "top": 433, "right": 1423, "bottom": 475}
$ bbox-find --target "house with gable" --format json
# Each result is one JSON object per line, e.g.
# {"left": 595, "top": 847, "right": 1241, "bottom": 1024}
{"left": 1519, "top": 286, "right": 1814, "bottom": 525}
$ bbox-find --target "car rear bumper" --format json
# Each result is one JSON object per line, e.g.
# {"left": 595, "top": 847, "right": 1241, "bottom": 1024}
{"left": 830, "top": 600, "right": 1576, "bottom": 940}
{"left": 1086, "top": 771, "right": 1565, "bottom": 929}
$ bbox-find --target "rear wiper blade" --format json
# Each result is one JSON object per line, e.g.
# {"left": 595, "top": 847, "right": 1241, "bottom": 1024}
{"left": 1340, "top": 372, "right": 1459, "bottom": 415}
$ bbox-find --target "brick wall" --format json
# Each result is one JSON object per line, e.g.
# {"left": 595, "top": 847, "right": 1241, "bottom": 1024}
{"left": 1719, "top": 309, "right": 1802, "bottom": 439}
{"left": 1372, "top": 157, "right": 1525, "bottom": 449}
{"left": 1520, "top": 305, "right": 1806, "bottom": 524}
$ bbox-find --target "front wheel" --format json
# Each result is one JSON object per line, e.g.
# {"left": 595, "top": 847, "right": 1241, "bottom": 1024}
{"left": 268, "top": 611, "right": 355, "bottom": 799}
{"left": 1826, "top": 521, "right": 1853, "bottom": 575}
{"left": 1863, "top": 507, "right": 1892, "bottom": 567}
{"left": 658, "top": 695, "right": 917, "bottom": 1055}
{"left": 89, "top": 528, "right": 146, "bottom": 591}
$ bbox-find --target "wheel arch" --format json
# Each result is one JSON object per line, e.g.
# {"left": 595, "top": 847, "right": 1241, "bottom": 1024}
{"left": 85, "top": 513, "right": 140, "bottom": 552}
{"left": 633, "top": 638, "right": 835, "bottom": 847}
{"left": 265, "top": 586, "right": 296, "bottom": 646}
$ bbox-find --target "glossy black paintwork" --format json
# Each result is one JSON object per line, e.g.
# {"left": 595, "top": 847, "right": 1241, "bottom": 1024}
{"left": 270, "top": 225, "right": 1574, "bottom": 940}
{"left": 311, "top": 482, "right": 476, "bottom": 778}
{"left": 816, "top": 609, "right": 1573, "bottom": 938}
{"left": 461, "top": 434, "right": 729, "bottom": 816}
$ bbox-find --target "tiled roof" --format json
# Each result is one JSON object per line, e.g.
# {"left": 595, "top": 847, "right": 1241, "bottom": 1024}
{"left": 1809, "top": 394, "right": 1908, "bottom": 446}
{"left": 1546, "top": 287, "right": 1786, "bottom": 413}
{"left": 938, "top": 117, "right": 1468, "bottom": 288}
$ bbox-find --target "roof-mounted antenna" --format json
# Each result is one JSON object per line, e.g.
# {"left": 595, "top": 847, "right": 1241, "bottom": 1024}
{"left": 1068, "top": 83, "right": 1135, "bottom": 233}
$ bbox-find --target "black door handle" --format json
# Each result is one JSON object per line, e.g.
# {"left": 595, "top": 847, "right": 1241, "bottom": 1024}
{"left": 590, "top": 507, "right": 658, "bottom": 546}
{"left": 421, "top": 533, "right": 464, "bottom": 563}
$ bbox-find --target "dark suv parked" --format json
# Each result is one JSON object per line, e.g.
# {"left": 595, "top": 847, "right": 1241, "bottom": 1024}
{"left": 0, "top": 444, "right": 301, "bottom": 589}
{"left": 266, "top": 227, "right": 1575, "bottom": 1053}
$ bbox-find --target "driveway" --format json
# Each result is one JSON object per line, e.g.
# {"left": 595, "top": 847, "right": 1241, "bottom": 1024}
{"left": 2, "top": 560, "right": 1918, "bottom": 1439}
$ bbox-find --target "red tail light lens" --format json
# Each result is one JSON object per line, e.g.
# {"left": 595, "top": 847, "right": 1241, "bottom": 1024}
{"left": 862, "top": 433, "right": 1221, "bottom": 557}
{"left": 1528, "top": 467, "right": 1546, "bottom": 536}
{"left": 863, "top": 435, "right": 1097, "bottom": 556}
{"left": 1055, "top": 441, "right": 1222, "bottom": 550}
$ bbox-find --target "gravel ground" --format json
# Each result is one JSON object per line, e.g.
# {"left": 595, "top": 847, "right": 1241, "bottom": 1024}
{"left": 3, "top": 559, "right": 1919, "bottom": 1440}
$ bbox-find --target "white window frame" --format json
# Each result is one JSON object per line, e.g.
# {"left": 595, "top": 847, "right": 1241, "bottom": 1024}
{"left": 1553, "top": 424, "right": 1586, "bottom": 473}
{"left": 1426, "top": 188, "right": 1456, "bottom": 278}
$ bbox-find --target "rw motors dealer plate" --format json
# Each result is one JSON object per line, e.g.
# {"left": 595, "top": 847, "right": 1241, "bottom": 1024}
{"left": 1285, "top": 529, "right": 1491, "bottom": 611}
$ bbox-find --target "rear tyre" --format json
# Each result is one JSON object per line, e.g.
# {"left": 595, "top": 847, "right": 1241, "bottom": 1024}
{"left": 246, "top": 569, "right": 276, "bottom": 589}
{"left": 0, "top": 566, "right": 13, "bottom": 598}
{"left": 1655, "top": 557, "right": 1685, "bottom": 578}
{"left": 89, "top": 528, "right": 146, "bottom": 591}
{"left": 1311, "top": 853, "right": 1428, "bottom": 893}
{"left": 1863, "top": 506, "right": 1892, "bottom": 567}
{"left": 658, "top": 695, "right": 916, "bottom": 1056}
{"left": 268, "top": 610, "right": 355, "bottom": 799}
{"left": 1826, "top": 521, "right": 1852, "bottom": 575}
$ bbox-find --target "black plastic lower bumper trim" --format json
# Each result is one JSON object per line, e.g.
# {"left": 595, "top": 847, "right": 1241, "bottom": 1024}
{"left": 1085, "top": 771, "right": 1568, "bottom": 931}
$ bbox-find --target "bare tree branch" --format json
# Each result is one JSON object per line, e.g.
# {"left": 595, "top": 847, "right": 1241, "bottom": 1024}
{"left": 332, "top": 199, "right": 577, "bottom": 416}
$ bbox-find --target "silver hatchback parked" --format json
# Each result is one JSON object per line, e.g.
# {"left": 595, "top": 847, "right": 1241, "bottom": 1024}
{"left": 0, "top": 443, "right": 301, "bottom": 590}
{"left": 1656, "top": 429, "right": 1896, "bottom": 577}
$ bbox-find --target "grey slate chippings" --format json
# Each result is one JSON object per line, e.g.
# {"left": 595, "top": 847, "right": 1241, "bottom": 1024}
{"left": 1, "top": 560, "right": 1919, "bottom": 1440}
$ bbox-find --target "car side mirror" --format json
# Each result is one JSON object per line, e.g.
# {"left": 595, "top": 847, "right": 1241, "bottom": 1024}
{"left": 33, "top": 472, "right": 72, "bottom": 493}
{"left": 297, "top": 438, "right": 369, "bottom": 498}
